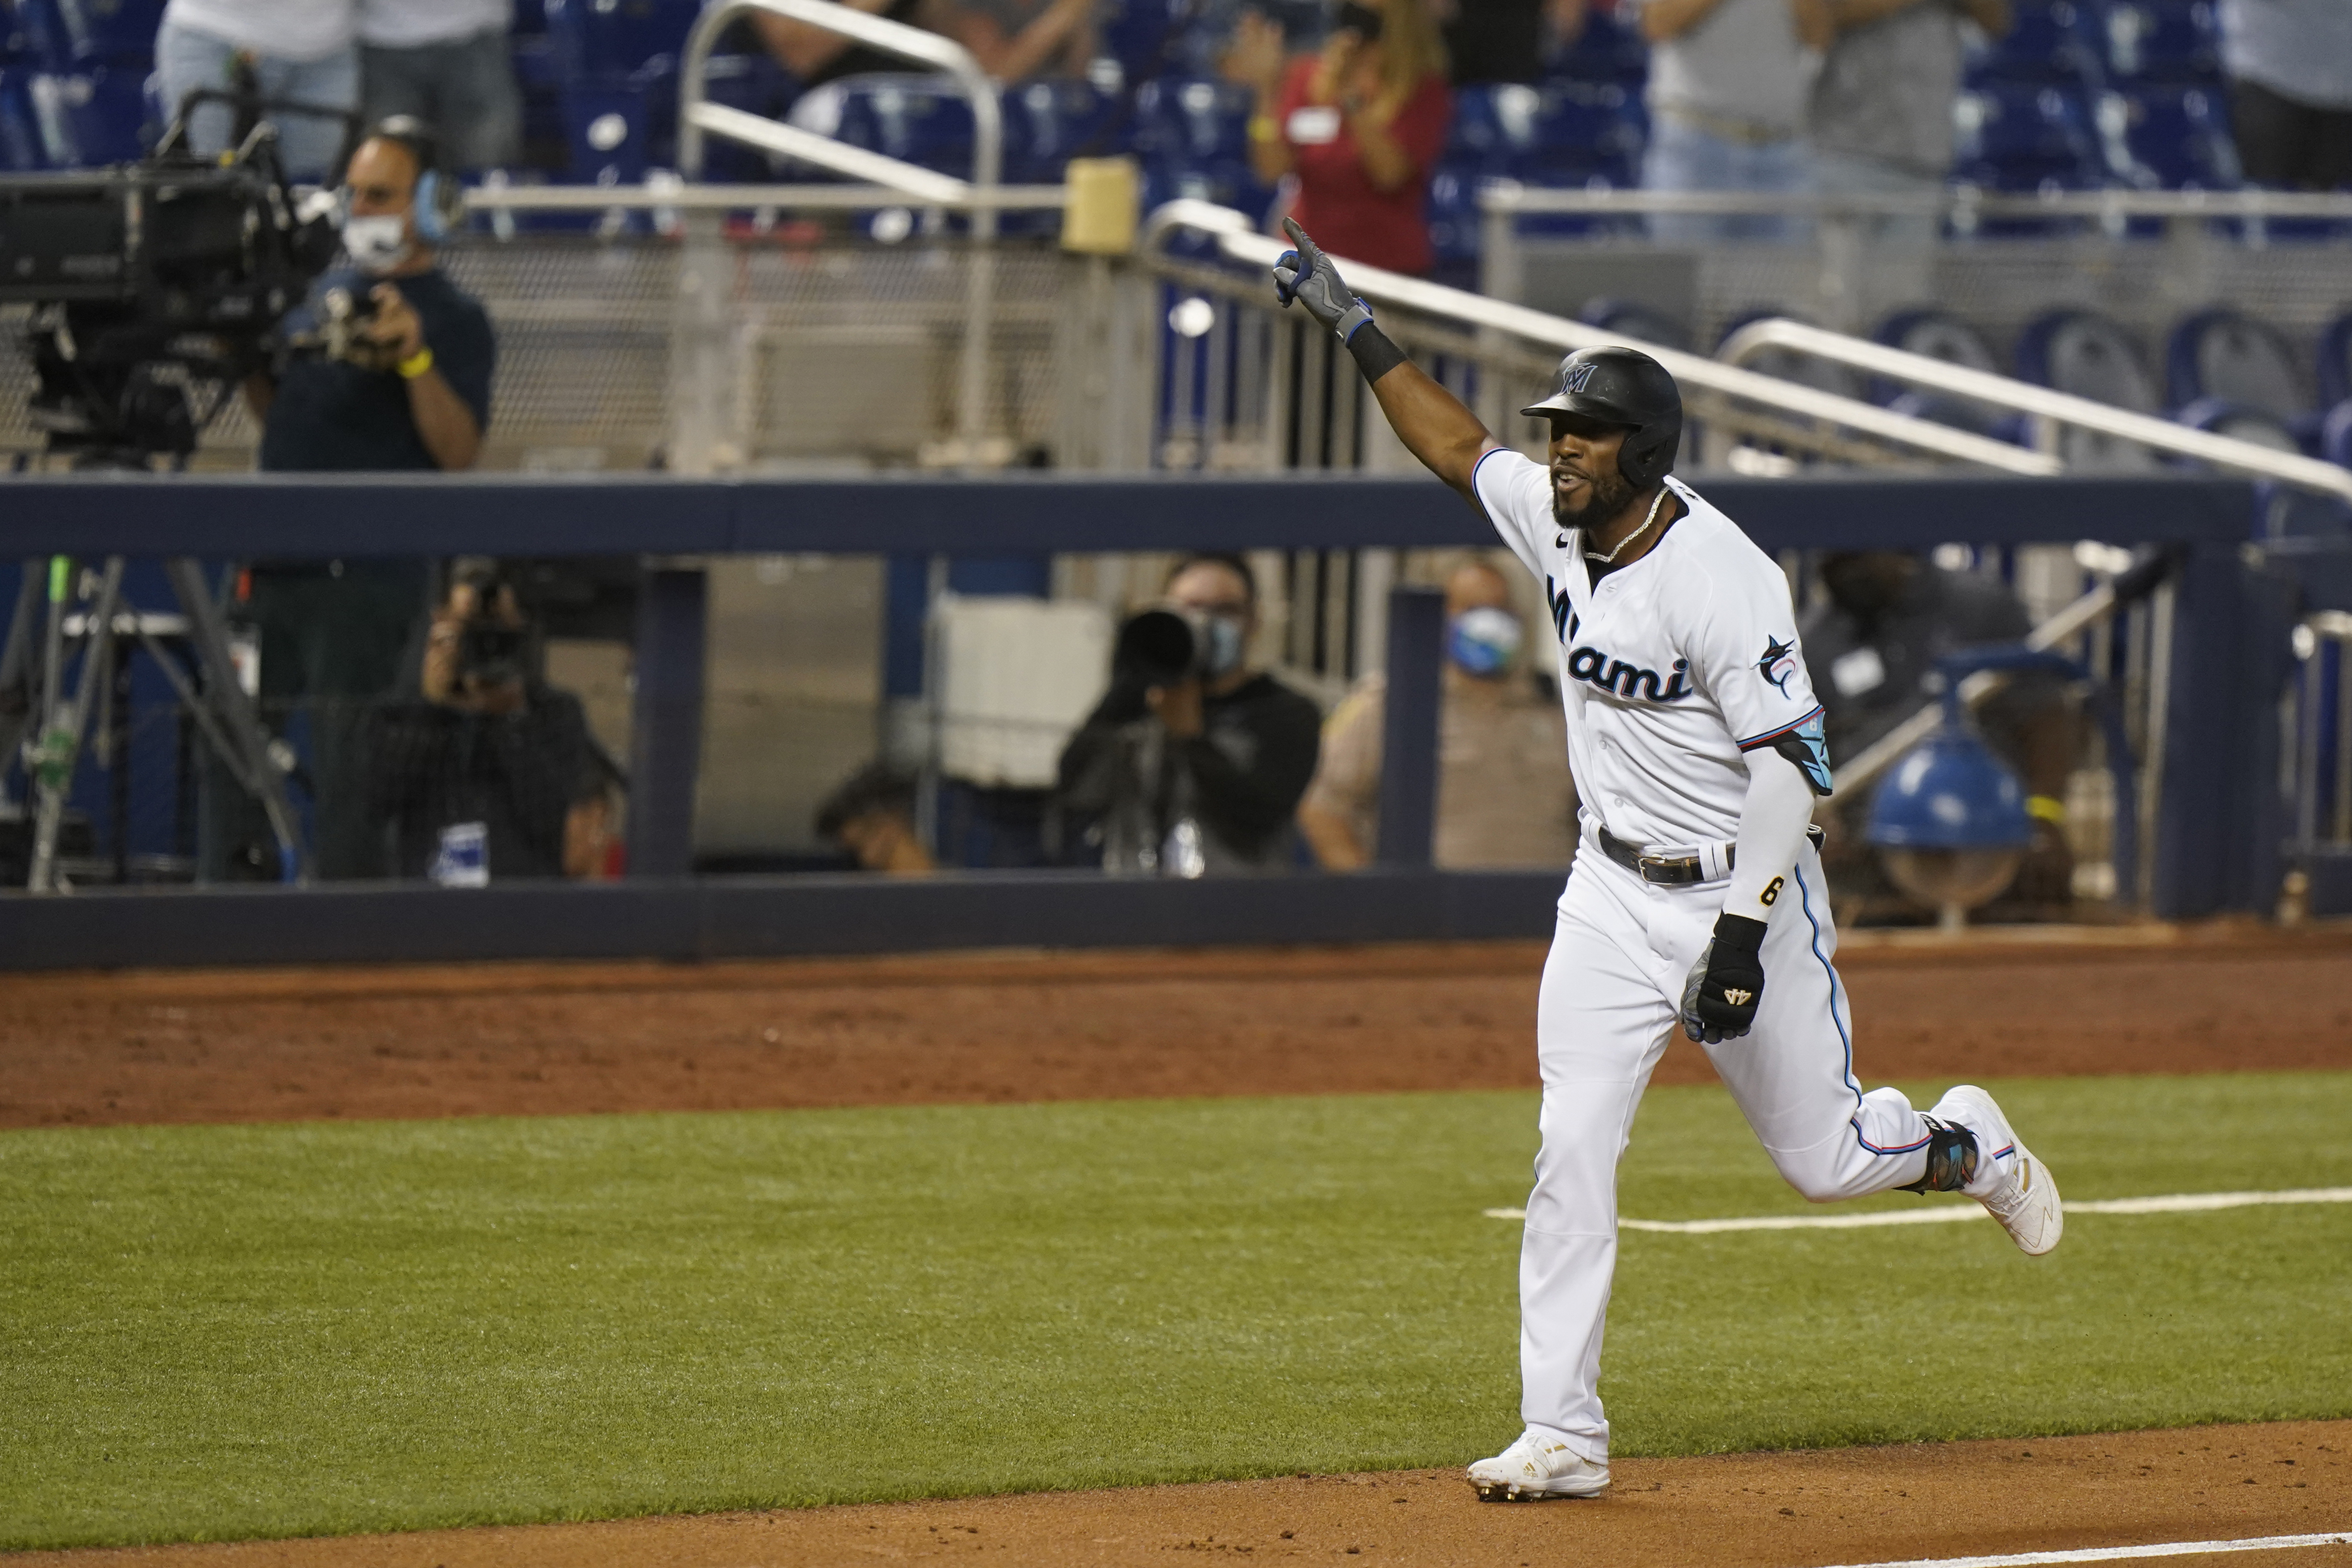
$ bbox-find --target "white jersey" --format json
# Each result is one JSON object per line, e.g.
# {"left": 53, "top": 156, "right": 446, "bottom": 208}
{"left": 1472, "top": 450, "right": 1828, "bottom": 850}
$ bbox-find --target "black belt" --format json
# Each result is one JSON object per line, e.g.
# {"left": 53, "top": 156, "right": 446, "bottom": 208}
{"left": 1598, "top": 825, "right": 1826, "bottom": 886}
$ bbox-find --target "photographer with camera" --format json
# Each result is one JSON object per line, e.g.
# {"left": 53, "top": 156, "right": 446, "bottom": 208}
{"left": 1056, "top": 554, "right": 1322, "bottom": 876}
{"left": 365, "top": 563, "right": 610, "bottom": 884}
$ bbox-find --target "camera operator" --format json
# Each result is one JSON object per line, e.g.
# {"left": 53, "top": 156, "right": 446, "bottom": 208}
{"left": 365, "top": 565, "right": 608, "bottom": 883}
{"left": 1057, "top": 554, "right": 1322, "bottom": 875}
{"left": 203, "top": 116, "right": 496, "bottom": 881}
{"left": 249, "top": 116, "right": 493, "bottom": 473}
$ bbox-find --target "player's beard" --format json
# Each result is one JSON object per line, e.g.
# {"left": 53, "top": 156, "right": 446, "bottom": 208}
{"left": 1552, "top": 463, "right": 1636, "bottom": 531}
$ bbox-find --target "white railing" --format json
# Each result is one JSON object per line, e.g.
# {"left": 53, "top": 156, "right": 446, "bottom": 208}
{"left": 1144, "top": 199, "right": 2061, "bottom": 476}
{"left": 460, "top": 182, "right": 1068, "bottom": 213}
{"left": 1144, "top": 199, "right": 2352, "bottom": 503}
{"left": 1477, "top": 182, "right": 2352, "bottom": 223}
{"left": 1717, "top": 318, "right": 2352, "bottom": 504}
{"left": 676, "top": 0, "right": 1008, "bottom": 460}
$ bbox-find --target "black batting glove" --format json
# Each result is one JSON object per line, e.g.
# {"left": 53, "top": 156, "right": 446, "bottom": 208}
{"left": 1271, "top": 217, "right": 1374, "bottom": 343}
{"left": 1679, "top": 912, "right": 1768, "bottom": 1044}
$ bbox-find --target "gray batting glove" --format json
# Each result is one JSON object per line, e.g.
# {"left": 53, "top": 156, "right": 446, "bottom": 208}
{"left": 1271, "top": 217, "right": 1375, "bottom": 344}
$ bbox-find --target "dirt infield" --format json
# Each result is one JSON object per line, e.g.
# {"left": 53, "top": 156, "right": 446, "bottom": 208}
{"left": 3, "top": 925, "right": 2350, "bottom": 1129}
{"left": 8, "top": 926, "right": 2352, "bottom": 1565}
{"left": 18, "top": 1423, "right": 2351, "bottom": 1567}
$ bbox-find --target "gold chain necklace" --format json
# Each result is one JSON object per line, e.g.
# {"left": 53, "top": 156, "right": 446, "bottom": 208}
{"left": 1585, "top": 486, "right": 1670, "bottom": 567}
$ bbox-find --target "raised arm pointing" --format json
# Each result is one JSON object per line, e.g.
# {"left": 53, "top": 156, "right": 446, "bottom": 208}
{"left": 1270, "top": 218, "right": 1499, "bottom": 497}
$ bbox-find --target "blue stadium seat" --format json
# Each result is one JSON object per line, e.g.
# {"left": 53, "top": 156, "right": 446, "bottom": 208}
{"left": 2097, "top": 83, "right": 2237, "bottom": 190}
{"left": 3, "top": 0, "right": 37, "bottom": 62}
{"left": 1138, "top": 154, "right": 1273, "bottom": 235}
{"left": 513, "top": 0, "right": 548, "bottom": 34}
{"left": 1580, "top": 296, "right": 1690, "bottom": 353}
{"left": 543, "top": 0, "right": 700, "bottom": 81}
{"left": 2316, "top": 313, "right": 2352, "bottom": 413}
{"left": 1546, "top": 5, "right": 1647, "bottom": 84}
{"left": 1133, "top": 75, "right": 1252, "bottom": 167}
{"left": 829, "top": 73, "right": 977, "bottom": 178}
{"left": 1872, "top": 308, "right": 2003, "bottom": 406}
{"left": 25, "top": 64, "right": 145, "bottom": 165}
{"left": 1717, "top": 310, "right": 1867, "bottom": 401}
{"left": 2017, "top": 309, "right": 2157, "bottom": 409}
{"left": 1963, "top": 0, "right": 2104, "bottom": 91}
{"left": 1097, "top": 0, "right": 1187, "bottom": 84}
{"left": 2166, "top": 309, "right": 2307, "bottom": 420}
{"left": 1003, "top": 77, "right": 1122, "bottom": 183}
{"left": 16, "top": 0, "right": 163, "bottom": 68}
{"left": 1887, "top": 388, "right": 2014, "bottom": 440}
{"left": 2099, "top": 0, "right": 2221, "bottom": 84}
{"left": 2174, "top": 398, "right": 2300, "bottom": 454}
{"left": 2015, "top": 309, "right": 2164, "bottom": 469}
{"left": 559, "top": 74, "right": 654, "bottom": 185}
{"left": 0, "top": 68, "right": 43, "bottom": 167}
{"left": 679, "top": 51, "right": 795, "bottom": 180}
{"left": 1425, "top": 159, "right": 1486, "bottom": 264}
{"left": 2323, "top": 400, "right": 2352, "bottom": 470}
{"left": 1448, "top": 80, "right": 1642, "bottom": 187}
{"left": 1949, "top": 84, "right": 2102, "bottom": 192}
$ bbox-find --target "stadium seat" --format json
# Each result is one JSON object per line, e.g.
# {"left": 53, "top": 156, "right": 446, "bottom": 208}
{"left": 1887, "top": 388, "right": 2013, "bottom": 439}
{"left": 829, "top": 74, "right": 977, "bottom": 177}
{"left": 1545, "top": 4, "right": 1647, "bottom": 84}
{"left": 543, "top": 0, "right": 700, "bottom": 81}
{"left": 0, "top": 68, "right": 43, "bottom": 167}
{"left": 2098, "top": 84, "right": 2237, "bottom": 190}
{"left": 2099, "top": 0, "right": 2222, "bottom": 84}
{"left": 1133, "top": 75, "right": 1252, "bottom": 168}
{"left": 2323, "top": 400, "right": 2352, "bottom": 470}
{"left": 2016, "top": 309, "right": 2158, "bottom": 409}
{"left": 2166, "top": 309, "right": 2307, "bottom": 420}
{"left": 2316, "top": 313, "right": 2352, "bottom": 412}
{"left": 1424, "top": 159, "right": 1486, "bottom": 265}
{"left": 1716, "top": 310, "right": 1867, "bottom": 402}
{"left": 2176, "top": 397, "right": 2301, "bottom": 454}
{"left": 1003, "top": 77, "right": 1123, "bottom": 184}
{"left": 1949, "top": 84, "right": 2103, "bottom": 192}
{"left": 1580, "top": 297, "right": 1690, "bottom": 353}
{"left": 1447, "top": 79, "right": 1643, "bottom": 188}
{"left": 25, "top": 64, "right": 145, "bottom": 165}
{"left": 1964, "top": 0, "right": 2105, "bottom": 92}
{"left": 1871, "top": 308, "right": 2003, "bottom": 406}
{"left": 1097, "top": 0, "right": 1187, "bottom": 84}
{"left": 2015, "top": 310, "right": 2165, "bottom": 469}
{"left": 689, "top": 51, "right": 796, "bottom": 180}
{"left": 15, "top": 0, "right": 163, "bottom": 68}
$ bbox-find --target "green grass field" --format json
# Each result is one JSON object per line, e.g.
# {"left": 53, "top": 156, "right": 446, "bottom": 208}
{"left": 3, "top": 1071, "right": 2349, "bottom": 1550}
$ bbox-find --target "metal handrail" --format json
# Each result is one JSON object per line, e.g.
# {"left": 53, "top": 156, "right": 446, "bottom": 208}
{"left": 460, "top": 182, "right": 1068, "bottom": 213}
{"left": 1142, "top": 200, "right": 2062, "bottom": 477}
{"left": 1718, "top": 318, "right": 2352, "bottom": 503}
{"left": 680, "top": 0, "right": 1005, "bottom": 459}
{"left": 1478, "top": 181, "right": 2352, "bottom": 220}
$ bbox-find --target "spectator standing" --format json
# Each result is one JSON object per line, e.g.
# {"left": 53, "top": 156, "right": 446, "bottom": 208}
{"left": 2219, "top": 0, "right": 2352, "bottom": 191}
{"left": 1810, "top": 0, "right": 2008, "bottom": 238}
{"left": 357, "top": 0, "right": 523, "bottom": 171}
{"left": 205, "top": 120, "right": 496, "bottom": 881}
{"left": 155, "top": 0, "right": 359, "bottom": 180}
{"left": 1299, "top": 557, "right": 1579, "bottom": 870}
{"left": 1057, "top": 554, "right": 1323, "bottom": 875}
{"left": 1230, "top": 0, "right": 1453, "bottom": 275}
{"left": 1639, "top": 0, "right": 1830, "bottom": 244}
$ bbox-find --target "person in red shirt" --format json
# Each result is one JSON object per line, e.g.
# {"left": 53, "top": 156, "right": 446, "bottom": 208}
{"left": 1230, "top": 0, "right": 1454, "bottom": 276}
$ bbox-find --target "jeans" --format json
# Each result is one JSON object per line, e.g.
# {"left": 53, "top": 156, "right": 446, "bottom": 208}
{"left": 155, "top": 19, "right": 359, "bottom": 182}
{"left": 1813, "top": 147, "right": 1944, "bottom": 246}
{"left": 1641, "top": 112, "right": 1814, "bottom": 246}
{"left": 360, "top": 28, "right": 524, "bottom": 172}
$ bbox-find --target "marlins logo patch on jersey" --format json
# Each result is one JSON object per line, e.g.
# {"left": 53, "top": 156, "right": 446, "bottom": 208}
{"left": 1757, "top": 636, "right": 1800, "bottom": 697}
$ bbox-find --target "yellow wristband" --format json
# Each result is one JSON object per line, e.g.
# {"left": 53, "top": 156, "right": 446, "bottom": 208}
{"left": 396, "top": 346, "right": 434, "bottom": 379}
{"left": 1248, "top": 115, "right": 1281, "bottom": 142}
{"left": 2025, "top": 794, "right": 2067, "bottom": 824}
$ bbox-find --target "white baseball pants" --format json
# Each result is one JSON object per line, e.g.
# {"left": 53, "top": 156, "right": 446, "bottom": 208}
{"left": 1519, "top": 836, "right": 1938, "bottom": 1461}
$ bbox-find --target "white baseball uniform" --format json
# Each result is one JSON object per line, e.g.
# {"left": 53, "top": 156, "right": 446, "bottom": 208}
{"left": 1471, "top": 453, "right": 1985, "bottom": 1463}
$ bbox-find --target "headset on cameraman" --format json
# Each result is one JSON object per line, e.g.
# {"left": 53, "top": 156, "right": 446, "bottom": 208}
{"left": 343, "top": 114, "right": 466, "bottom": 243}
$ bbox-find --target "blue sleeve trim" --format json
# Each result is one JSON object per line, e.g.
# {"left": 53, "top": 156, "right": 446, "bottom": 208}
{"left": 1736, "top": 704, "right": 1826, "bottom": 753}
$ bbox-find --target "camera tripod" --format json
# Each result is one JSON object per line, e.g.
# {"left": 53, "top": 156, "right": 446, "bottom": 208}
{"left": 1, "top": 554, "right": 308, "bottom": 892}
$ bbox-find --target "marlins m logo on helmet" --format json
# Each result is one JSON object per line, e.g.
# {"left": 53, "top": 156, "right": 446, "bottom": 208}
{"left": 1563, "top": 359, "right": 1598, "bottom": 395}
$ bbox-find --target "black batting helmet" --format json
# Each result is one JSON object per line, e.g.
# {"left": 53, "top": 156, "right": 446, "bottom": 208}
{"left": 1521, "top": 346, "right": 1683, "bottom": 490}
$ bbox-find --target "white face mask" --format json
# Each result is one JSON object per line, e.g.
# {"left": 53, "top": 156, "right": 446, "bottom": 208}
{"left": 342, "top": 213, "right": 410, "bottom": 274}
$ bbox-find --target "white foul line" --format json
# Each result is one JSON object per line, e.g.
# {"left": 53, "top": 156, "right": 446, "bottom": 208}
{"left": 1478, "top": 1187, "right": 2352, "bottom": 1231}
{"left": 1807, "top": 1529, "right": 2351, "bottom": 1568}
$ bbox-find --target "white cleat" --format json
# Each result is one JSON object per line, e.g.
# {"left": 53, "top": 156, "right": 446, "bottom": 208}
{"left": 1942, "top": 1084, "right": 2063, "bottom": 1257}
{"left": 1466, "top": 1431, "right": 1610, "bottom": 1501}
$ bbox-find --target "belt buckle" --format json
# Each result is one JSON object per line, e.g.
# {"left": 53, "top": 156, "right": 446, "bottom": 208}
{"left": 1636, "top": 852, "right": 1679, "bottom": 883}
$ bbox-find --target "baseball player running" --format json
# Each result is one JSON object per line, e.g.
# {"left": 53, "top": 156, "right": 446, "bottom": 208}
{"left": 1269, "top": 219, "right": 2063, "bottom": 1502}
